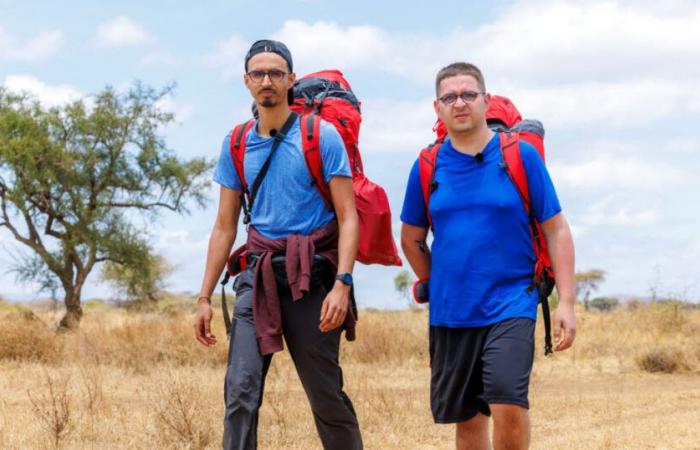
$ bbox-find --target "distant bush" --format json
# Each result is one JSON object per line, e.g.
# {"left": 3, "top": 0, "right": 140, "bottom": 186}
{"left": 636, "top": 347, "right": 684, "bottom": 373}
{"left": 590, "top": 296, "right": 620, "bottom": 312}
{"left": 625, "top": 298, "right": 643, "bottom": 310}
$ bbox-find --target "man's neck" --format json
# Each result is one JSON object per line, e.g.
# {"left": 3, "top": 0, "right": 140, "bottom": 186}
{"left": 448, "top": 125, "right": 493, "bottom": 156}
{"left": 257, "top": 105, "right": 293, "bottom": 138}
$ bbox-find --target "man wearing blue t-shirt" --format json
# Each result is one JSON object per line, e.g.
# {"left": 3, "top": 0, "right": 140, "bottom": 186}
{"left": 193, "top": 40, "right": 362, "bottom": 450}
{"left": 401, "top": 62, "right": 576, "bottom": 449}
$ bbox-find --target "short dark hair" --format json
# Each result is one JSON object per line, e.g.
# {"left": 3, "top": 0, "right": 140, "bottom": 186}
{"left": 435, "top": 62, "right": 486, "bottom": 96}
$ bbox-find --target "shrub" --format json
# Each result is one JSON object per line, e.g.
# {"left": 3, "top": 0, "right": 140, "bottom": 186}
{"left": 636, "top": 347, "right": 684, "bottom": 373}
{"left": 590, "top": 296, "right": 620, "bottom": 312}
{"left": 0, "top": 310, "right": 63, "bottom": 363}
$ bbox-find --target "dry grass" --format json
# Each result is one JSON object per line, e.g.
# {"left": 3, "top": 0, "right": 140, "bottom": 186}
{"left": 0, "top": 300, "right": 698, "bottom": 449}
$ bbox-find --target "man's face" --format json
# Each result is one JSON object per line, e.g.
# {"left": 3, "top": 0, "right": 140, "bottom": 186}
{"left": 434, "top": 74, "right": 490, "bottom": 135}
{"left": 244, "top": 53, "right": 295, "bottom": 109}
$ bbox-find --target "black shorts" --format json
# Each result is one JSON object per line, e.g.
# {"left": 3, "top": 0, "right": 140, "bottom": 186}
{"left": 429, "top": 317, "right": 535, "bottom": 423}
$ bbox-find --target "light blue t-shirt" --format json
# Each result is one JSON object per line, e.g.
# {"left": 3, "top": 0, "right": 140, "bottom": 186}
{"left": 400, "top": 134, "right": 561, "bottom": 328}
{"left": 213, "top": 116, "right": 351, "bottom": 239}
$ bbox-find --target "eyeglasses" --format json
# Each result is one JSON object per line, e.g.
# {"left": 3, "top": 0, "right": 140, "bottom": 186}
{"left": 246, "top": 69, "right": 288, "bottom": 83}
{"left": 438, "top": 91, "right": 484, "bottom": 105}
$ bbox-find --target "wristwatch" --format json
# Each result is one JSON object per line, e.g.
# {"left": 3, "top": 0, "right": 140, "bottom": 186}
{"left": 335, "top": 272, "right": 353, "bottom": 286}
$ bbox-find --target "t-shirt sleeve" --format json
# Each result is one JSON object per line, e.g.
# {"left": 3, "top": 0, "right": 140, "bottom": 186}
{"left": 212, "top": 132, "right": 242, "bottom": 191}
{"left": 319, "top": 121, "right": 352, "bottom": 182}
{"left": 520, "top": 141, "right": 561, "bottom": 223}
{"left": 400, "top": 158, "right": 429, "bottom": 228}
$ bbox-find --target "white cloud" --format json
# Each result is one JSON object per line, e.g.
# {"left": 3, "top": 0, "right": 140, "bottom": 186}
{"left": 580, "top": 195, "right": 659, "bottom": 227}
{"left": 0, "top": 26, "right": 64, "bottom": 61}
{"left": 95, "top": 16, "right": 152, "bottom": 47}
{"left": 550, "top": 136, "right": 700, "bottom": 162}
{"left": 550, "top": 153, "right": 688, "bottom": 191}
{"left": 1, "top": 75, "right": 83, "bottom": 107}
{"left": 471, "top": 1, "right": 700, "bottom": 85}
{"left": 155, "top": 94, "right": 193, "bottom": 123}
{"left": 202, "top": 34, "right": 248, "bottom": 80}
{"left": 239, "top": 2, "right": 700, "bottom": 128}
{"left": 360, "top": 98, "right": 437, "bottom": 152}
{"left": 507, "top": 79, "right": 697, "bottom": 129}
{"left": 273, "top": 20, "right": 390, "bottom": 74}
{"left": 255, "top": 2, "right": 700, "bottom": 87}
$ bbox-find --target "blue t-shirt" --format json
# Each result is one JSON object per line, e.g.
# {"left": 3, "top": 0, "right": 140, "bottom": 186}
{"left": 213, "top": 116, "right": 351, "bottom": 238}
{"left": 400, "top": 134, "right": 561, "bottom": 327}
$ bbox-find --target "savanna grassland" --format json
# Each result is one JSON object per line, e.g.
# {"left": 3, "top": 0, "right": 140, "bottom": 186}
{"left": 1, "top": 297, "right": 699, "bottom": 449}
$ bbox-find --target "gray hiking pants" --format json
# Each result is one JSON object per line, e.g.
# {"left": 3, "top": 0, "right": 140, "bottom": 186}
{"left": 222, "top": 259, "right": 362, "bottom": 450}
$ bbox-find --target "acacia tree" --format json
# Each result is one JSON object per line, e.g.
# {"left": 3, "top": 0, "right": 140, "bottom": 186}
{"left": 0, "top": 84, "right": 213, "bottom": 329}
{"left": 394, "top": 270, "right": 417, "bottom": 309}
{"left": 575, "top": 269, "right": 606, "bottom": 311}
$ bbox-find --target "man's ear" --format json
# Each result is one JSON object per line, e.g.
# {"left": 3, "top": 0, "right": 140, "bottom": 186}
{"left": 288, "top": 72, "right": 297, "bottom": 87}
{"left": 433, "top": 99, "right": 440, "bottom": 115}
{"left": 243, "top": 73, "right": 251, "bottom": 91}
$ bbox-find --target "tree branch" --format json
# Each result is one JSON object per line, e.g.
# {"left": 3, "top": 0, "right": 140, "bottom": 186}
{"left": 0, "top": 188, "right": 62, "bottom": 277}
{"left": 105, "top": 201, "right": 179, "bottom": 211}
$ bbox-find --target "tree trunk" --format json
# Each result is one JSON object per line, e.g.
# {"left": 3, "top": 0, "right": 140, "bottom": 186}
{"left": 59, "top": 287, "right": 83, "bottom": 330}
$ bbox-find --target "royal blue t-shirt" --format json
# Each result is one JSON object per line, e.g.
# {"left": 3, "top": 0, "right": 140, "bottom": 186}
{"left": 400, "top": 134, "right": 561, "bottom": 327}
{"left": 214, "top": 116, "right": 351, "bottom": 239}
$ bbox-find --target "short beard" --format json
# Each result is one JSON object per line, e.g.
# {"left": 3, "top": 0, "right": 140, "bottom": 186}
{"left": 259, "top": 98, "right": 277, "bottom": 108}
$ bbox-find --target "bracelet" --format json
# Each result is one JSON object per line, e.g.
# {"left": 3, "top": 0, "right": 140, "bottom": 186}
{"left": 197, "top": 296, "right": 211, "bottom": 305}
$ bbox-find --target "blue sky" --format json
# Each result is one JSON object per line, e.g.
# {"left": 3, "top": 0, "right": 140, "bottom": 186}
{"left": 2, "top": 0, "right": 700, "bottom": 306}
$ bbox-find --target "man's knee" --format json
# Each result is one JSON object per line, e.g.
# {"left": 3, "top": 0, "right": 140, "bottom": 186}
{"left": 456, "top": 413, "right": 489, "bottom": 450}
{"left": 456, "top": 412, "right": 489, "bottom": 434}
{"left": 490, "top": 403, "right": 528, "bottom": 425}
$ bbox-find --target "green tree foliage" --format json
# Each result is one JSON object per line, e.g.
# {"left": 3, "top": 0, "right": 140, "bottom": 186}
{"left": 394, "top": 270, "right": 411, "bottom": 299}
{"left": 589, "top": 296, "right": 620, "bottom": 312}
{"left": 394, "top": 270, "right": 415, "bottom": 308}
{"left": 575, "top": 269, "right": 606, "bottom": 311}
{"left": 0, "top": 84, "right": 213, "bottom": 329}
{"left": 101, "top": 252, "right": 173, "bottom": 303}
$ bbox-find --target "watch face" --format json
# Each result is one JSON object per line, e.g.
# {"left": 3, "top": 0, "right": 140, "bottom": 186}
{"left": 337, "top": 273, "right": 353, "bottom": 285}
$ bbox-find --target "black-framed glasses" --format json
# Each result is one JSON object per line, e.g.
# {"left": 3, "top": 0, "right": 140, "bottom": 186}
{"left": 438, "top": 90, "right": 484, "bottom": 105}
{"left": 246, "top": 69, "right": 288, "bottom": 83}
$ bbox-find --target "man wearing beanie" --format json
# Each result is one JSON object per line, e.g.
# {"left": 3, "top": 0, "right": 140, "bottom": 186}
{"left": 193, "top": 40, "right": 363, "bottom": 450}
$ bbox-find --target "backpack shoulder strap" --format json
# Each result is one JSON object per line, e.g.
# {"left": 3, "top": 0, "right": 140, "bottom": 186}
{"left": 229, "top": 119, "right": 255, "bottom": 223}
{"left": 418, "top": 141, "right": 441, "bottom": 230}
{"left": 499, "top": 131, "right": 531, "bottom": 212}
{"left": 499, "top": 132, "right": 555, "bottom": 355}
{"left": 300, "top": 113, "right": 334, "bottom": 211}
{"left": 229, "top": 120, "right": 256, "bottom": 194}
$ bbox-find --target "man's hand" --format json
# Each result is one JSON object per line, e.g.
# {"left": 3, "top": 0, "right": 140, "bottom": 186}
{"left": 193, "top": 302, "right": 217, "bottom": 347}
{"left": 319, "top": 282, "right": 350, "bottom": 332}
{"left": 552, "top": 302, "right": 576, "bottom": 351}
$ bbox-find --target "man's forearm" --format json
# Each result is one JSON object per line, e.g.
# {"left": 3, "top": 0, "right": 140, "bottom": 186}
{"left": 199, "top": 226, "right": 237, "bottom": 299}
{"left": 404, "top": 242, "right": 431, "bottom": 280}
{"left": 401, "top": 225, "right": 431, "bottom": 280}
{"left": 336, "top": 212, "right": 358, "bottom": 275}
{"left": 544, "top": 218, "right": 575, "bottom": 306}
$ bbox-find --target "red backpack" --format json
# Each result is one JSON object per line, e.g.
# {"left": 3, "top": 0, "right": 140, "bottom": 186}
{"left": 229, "top": 70, "right": 402, "bottom": 267}
{"left": 420, "top": 95, "right": 555, "bottom": 355}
